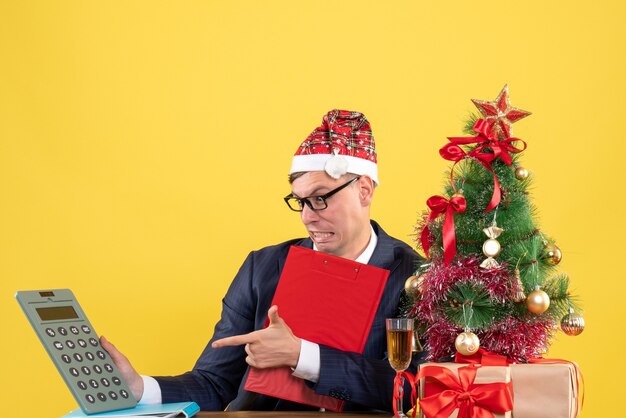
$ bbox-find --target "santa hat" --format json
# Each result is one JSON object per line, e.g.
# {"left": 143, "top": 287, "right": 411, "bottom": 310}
{"left": 290, "top": 109, "right": 379, "bottom": 185}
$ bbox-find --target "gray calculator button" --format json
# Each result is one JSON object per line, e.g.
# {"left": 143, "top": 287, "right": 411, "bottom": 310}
{"left": 81, "top": 325, "right": 91, "bottom": 334}
{"left": 101, "top": 377, "right": 110, "bottom": 387}
{"left": 53, "top": 341, "right": 63, "bottom": 350}
{"left": 108, "top": 391, "right": 118, "bottom": 400}
{"left": 89, "top": 338, "right": 99, "bottom": 347}
{"left": 73, "top": 353, "right": 83, "bottom": 362}
{"left": 70, "top": 368, "right": 79, "bottom": 377}
{"left": 66, "top": 340, "right": 76, "bottom": 349}
{"left": 77, "top": 339, "right": 87, "bottom": 348}
{"left": 70, "top": 326, "right": 79, "bottom": 335}
{"left": 89, "top": 379, "right": 99, "bottom": 388}
{"left": 61, "top": 354, "right": 71, "bottom": 364}
{"left": 120, "top": 389, "right": 129, "bottom": 399}
{"left": 93, "top": 365, "right": 103, "bottom": 374}
{"left": 45, "top": 328, "right": 55, "bottom": 337}
{"left": 86, "top": 394, "right": 96, "bottom": 404}
{"left": 96, "top": 350, "right": 106, "bottom": 360}
{"left": 85, "top": 352, "right": 95, "bottom": 361}
{"left": 58, "top": 327, "right": 68, "bottom": 336}
{"left": 77, "top": 381, "right": 87, "bottom": 390}
{"left": 97, "top": 392, "right": 106, "bottom": 402}
{"left": 112, "top": 376, "right": 121, "bottom": 386}
{"left": 81, "top": 366, "right": 91, "bottom": 375}
{"left": 104, "top": 363, "right": 113, "bottom": 373}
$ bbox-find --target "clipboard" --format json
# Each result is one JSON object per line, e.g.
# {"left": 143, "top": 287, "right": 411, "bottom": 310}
{"left": 244, "top": 245, "right": 390, "bottom": 411}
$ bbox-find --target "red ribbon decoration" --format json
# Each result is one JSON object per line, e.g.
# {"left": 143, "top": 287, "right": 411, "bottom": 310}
{"left": 442, "top": 119, "right": 527, "bottom": 212}
{"left": 421, "top": 195, "right": 466, "bottom": 265}
{"left": 417, "top": 365, "right": 514, "bottom": 418}
{"left": 393, "top": 371, "right": 418, "bottom": 418}
{"left": 448, "top": 119, "right": 527, "bottom": 166}
{"left": 454, "top": 348, "right": 512, "bottom": 367}
{"left": 439, "top": 142, "right": 501, "bottom": 212}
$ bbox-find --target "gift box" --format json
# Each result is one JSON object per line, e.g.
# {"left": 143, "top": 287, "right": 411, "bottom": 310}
{"left": 417, "top": 362, "right": 513, "bottom": 418}
{"left": 510, "top": 362, "right": 581, "bottom": 418}
{"left": 417, "top": 359, "right": 582, "bottom": 418}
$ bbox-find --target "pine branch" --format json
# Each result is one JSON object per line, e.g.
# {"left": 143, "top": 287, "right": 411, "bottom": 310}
{"left": 543, "top": 273, "right": 576, "bottom": 320}
{"left": 462, "top": 113, "right": 481, "bottom": 135}
{"left": 444, "top": 282, "right": 502, "bottom": 329}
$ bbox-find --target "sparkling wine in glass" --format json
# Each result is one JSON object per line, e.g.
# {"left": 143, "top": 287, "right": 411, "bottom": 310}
{"left": 386, "top": 318, "right": 414, "bottom": 418}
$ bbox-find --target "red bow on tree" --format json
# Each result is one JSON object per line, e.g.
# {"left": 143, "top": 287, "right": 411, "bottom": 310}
{"left": 421, "top": 194, "right": 466, "bottom": 265}
{"left": 441, "top": 119, "right": 527, "bottom": 212}
{"left": 418, "top": 365, "right": 514, "bottom": 418}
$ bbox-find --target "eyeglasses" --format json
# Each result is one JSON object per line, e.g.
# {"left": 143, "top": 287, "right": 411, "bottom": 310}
{"left": 284, "top": 176, "right": 361, "bottom": 212}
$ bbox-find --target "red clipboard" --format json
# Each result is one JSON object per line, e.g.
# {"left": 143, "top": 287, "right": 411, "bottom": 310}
{"left": 244, "top": 245, "right": 390, "bottom": 411}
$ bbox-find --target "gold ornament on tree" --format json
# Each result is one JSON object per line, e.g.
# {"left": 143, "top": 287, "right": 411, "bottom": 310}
{"left": 512, "top": 268, "right": 526, "bottom": 302}
{"left": 455, "top": 330, "right": 480, "bottom": 356}
{"left": 526, "top": 286, "right": 550, "bottom": 315}
{"left": 412, "top": 329, "right": 424, "bottom": 352}
{"left": 543, "top": 242, "right": 562, "bottom": 265}
{"left": 481, "top": 221, "right": 504, "bottom": 268}
{"left": 561, "top": 307, "right": 585, "bottom": 336}
{"left": 404, "top": 273, "right": 425, "bottom": 299}
{"left": 515, "top": 166, "right": 529, "bottom": 180}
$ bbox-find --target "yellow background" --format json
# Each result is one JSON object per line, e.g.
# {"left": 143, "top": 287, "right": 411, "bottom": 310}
{"left": 1, "top": 1, "right": 623, "bottom": 416}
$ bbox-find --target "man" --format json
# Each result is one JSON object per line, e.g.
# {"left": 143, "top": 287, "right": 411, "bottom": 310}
{"left": 101, "top": 109, "right": 425, "bottom": 411}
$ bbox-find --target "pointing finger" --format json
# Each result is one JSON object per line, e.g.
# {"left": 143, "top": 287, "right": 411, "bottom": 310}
{"left": 212, "top": 332, "right": 256, "bottom": 348}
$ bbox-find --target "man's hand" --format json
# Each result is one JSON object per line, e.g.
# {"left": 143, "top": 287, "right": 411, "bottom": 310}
{"left": 212, "top": 306, "right": 301, "bottom": 369}
{"left": 100, "top": 336, "right": 144, "bottom": 401}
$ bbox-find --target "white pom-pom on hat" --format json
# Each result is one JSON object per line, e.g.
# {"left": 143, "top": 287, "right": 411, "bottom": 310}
{"left": 324, "top": 149, "right": 349, "bottom": 179}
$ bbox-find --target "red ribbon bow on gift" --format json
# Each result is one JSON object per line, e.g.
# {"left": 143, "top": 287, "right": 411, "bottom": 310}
{"left": 441, "top": 119, "right": 527, "bottom": 212}
{"left": 421, "top": 194, "right": 466, "bottom": 265}
{"left": 417, "top": 365, "right": 514, "bottom": 418}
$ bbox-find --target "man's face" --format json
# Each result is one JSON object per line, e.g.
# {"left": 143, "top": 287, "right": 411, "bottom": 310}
{"left": 290, "top": 171, "right": 373, "bottom": 260}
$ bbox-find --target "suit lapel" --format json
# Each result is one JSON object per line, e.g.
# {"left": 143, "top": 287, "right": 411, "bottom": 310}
{"left": 368, "top": 220, "right": 402, "bottom": 273}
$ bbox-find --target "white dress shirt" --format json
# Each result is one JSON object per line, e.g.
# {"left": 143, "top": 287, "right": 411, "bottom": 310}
{"left": 140, "top": 226, "right": 378, "bottom": 405}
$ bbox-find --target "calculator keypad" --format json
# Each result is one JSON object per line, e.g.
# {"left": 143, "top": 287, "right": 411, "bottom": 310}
{"left": 41, "top": 320, "right": 135, "bottom": 412}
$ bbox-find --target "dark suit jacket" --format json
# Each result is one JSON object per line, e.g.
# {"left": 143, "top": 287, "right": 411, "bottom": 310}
{"left": 154, "top": 220, "right": 425, "bottom": 411}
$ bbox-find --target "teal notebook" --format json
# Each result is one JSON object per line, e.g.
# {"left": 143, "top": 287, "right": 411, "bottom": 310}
{"left": 62, "top": 402, "right": 200, "bottom": 418}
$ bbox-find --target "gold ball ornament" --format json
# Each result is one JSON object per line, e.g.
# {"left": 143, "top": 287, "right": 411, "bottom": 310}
{"left": 544, "top": 243, "right": 563, "bottom": 265}
{"left": 404, "top": 274, "right": 424, "bottom": 297}
{"left": 455, "top": 331, "right": 480, "bottom": 356}
{"left": 452, "top": 191, "right": 465, "bottom": 199}
{"left": 482, "top": 238, "right": 501, "bottom": 258}
{"left": 526, "top": 288, "right": 550, "bottom": 315}
{"left": 515, "top": 167, "right": 529, "bottom": 180}
{"left": 561, "top": 309, "right": 585, "bottom": 336}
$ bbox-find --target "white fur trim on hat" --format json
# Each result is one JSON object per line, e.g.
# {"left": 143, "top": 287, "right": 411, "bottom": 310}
{"left": 290, "top": 154, "right": 379, "bottom": 185}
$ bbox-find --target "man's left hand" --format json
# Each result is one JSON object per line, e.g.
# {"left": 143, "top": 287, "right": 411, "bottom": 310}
{"left": 212, "top": 305, "right": 301, "bottom": 369}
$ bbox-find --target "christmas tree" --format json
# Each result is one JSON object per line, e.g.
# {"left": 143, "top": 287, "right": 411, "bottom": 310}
{"left": 404, "top": 85, "right": 585, "bottom": 362}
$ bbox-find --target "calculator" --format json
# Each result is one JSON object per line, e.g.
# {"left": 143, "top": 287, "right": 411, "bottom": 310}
{"left": 16, "top": 289, "right": 138, "bottom": 414}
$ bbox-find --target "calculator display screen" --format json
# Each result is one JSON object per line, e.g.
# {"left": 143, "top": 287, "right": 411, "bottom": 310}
{"left": 36, "top": 306, "right": 79, "bottom": 321}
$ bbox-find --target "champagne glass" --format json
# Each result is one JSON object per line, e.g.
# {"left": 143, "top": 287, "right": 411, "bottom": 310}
{"left": 386, "top": 318, "right": 414, "bottom": 418}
